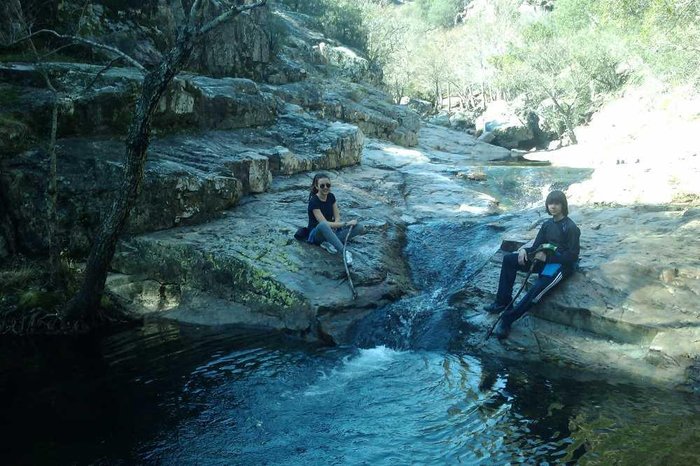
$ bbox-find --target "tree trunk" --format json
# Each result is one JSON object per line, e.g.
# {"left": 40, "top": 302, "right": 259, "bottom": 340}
{"left": 480, "top": 81, "right": 486, "bottom": 111}
{"left": 434, "top": 80, "right": 440, "bottom": 111}
{"left": 0, "top": 186, "right": 18, "bottom": 255}
{"left": 447, "top": 82, "right": 451, "bottom": 111}
{"left": 63, "top": 0, "right": 267, "bottom": 320}
{"left": 64, "top": 32, "right": 195, "bottom": 320}
{"left": 548, "top": 91, "right": 578, "bottom": 145}
{"left": 47, "top": 97, "right": 59, "bottom": 286}
{"left": 564, "top": 121, "right": 578, "bottom": 144}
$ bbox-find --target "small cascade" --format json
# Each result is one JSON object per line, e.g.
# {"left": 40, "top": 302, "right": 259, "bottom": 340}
{"left": 350, "top": 220, "right": 503, "bottom": 350}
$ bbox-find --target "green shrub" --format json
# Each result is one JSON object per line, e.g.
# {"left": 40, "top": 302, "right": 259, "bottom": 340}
{"left": 0, "top": 113, "right": 33, "bottom": 154}
{"left": 0, "top": 263, "right": 44, "bottom": 291}
{"left": 416, "top": 0, "right": 464, "bottom": 28}
{"left": 17, "top": 290, "right": 63, "bottom": 311}
{"left": 273, "top": 0, "right": 368, "bottom": 52}
{"left": 319, "top": 1, "right": 367, "bottom": 51}
{"left": 0, "top": 85, "right": 20, "bottom": 107}
{"left": 491, "top": 0, "right": 633, "bottom": 141}
{"left": 572, "top": 0, "right": 700, "bottom": 86}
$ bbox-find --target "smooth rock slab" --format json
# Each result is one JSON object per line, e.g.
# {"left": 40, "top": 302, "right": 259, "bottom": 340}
{"left": 111, "top": 172, "right": 413, "bottom": 341}
{"left": 268, "top": 79, "right": 420, "bottom": 147}
{"left": 453, "top": 204, "right": 700, "bottom": 391}
{"left": 106, "top": 131, "right": 513, "bottom": 341}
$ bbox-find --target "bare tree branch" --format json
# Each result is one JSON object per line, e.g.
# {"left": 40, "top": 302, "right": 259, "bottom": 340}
{"left": 9, "top": 29, "right": 147, "bottom": 73}
{"left": 37, "top": 43, "right": 74, "bottom": 61}
{"left": 13, "top": 2, "right": 63, "bottom": 286}
{"left": 82, "top": 57, "right": 123, "bottom": 94}
{"left": 64, "top": 0, "right": 270, "bottom": 320}
{"left": 198, "top": 0, "right": 267, "bottom": 37}
{"left": 189, "top": 0, "right": 205, "bottom": 24}
{"left": 75, "top": 0, "right": 91, "bottom": 35}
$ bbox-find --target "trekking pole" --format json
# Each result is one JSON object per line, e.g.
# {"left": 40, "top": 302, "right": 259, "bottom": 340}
{"left": 343, "top": 224, "right": 357, "bottom": 300}
{"left": 483, "top": 243, "right": 557, "bottom": 341}
{"left": 484, "top": 257, "right": 537, "bottom": 341}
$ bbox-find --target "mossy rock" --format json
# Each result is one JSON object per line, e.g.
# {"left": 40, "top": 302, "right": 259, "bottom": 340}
{"left": 0, "top": 113, "right": 32, "bottom": 155}
{"left": 17, "top": 290, "right": 65, "bottom": 311}
{"left": 0, "top": 85, "right": 21, "bottom": 107}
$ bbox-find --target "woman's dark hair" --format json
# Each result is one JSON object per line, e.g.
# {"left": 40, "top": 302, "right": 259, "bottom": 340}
{"left": 545, "top": 190, "right": 569, "bottom": 216}
{"left": 309, "top": 172, "right": 330, "bottom": 200}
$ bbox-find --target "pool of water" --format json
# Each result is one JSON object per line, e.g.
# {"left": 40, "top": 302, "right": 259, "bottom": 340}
{"left": 473, "top": 165, "right": 595, "bottom": 211}
{"left": 3, "top": 168, "right": 698, "bottom": 465}
{"left": 1, "top": 322, "right": 699, "bottom": 465}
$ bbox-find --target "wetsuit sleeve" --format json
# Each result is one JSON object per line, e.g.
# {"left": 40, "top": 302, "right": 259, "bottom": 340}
{"left": 525, "top": 222, "right": 548, "bottom": 254}
{"left": 549, "top": 222, "right": 580, "bottom": 266}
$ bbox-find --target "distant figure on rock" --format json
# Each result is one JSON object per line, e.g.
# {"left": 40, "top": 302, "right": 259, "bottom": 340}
{"left": 304, "top": 173, "right": 365, "bottom": 265}
{"left": 484, "top": 190, "right": 581, "bottom": 340}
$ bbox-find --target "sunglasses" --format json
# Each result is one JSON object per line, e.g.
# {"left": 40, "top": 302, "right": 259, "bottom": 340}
{"left": 318, "top": 183, "right": 331, "bottom": 189}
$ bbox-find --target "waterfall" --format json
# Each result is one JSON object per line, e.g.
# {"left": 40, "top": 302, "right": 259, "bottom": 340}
{"left": 350, "top": 220, "right": 504, "bottom": 350}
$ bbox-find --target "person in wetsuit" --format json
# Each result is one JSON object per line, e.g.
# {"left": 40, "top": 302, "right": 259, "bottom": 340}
{"left": 484, "top": 190, "right": 581, "bottom": 339}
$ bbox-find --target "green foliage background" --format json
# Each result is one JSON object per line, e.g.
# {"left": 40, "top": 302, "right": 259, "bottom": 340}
{"left": 276, "top": 0, "right": 697, "bottom": 140}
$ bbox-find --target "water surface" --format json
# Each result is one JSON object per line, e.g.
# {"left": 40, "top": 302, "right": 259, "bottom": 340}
{"left": 2, "top": 322, "right": 699, "bottom": 465}
{"left": 2, "top": 165, "right": 697, "bottom": 465}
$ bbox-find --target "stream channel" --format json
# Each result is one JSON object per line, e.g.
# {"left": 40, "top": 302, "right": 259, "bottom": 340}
{"left": 2, "top": 164, "right": 699, "bottom": 465}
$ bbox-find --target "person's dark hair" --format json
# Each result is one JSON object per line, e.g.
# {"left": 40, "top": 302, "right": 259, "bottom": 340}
{"left": 309, "top": 172, "right": 331, "bottom": 200}
{"left": 545, "top": 190, "right": 568, "bottom": 216}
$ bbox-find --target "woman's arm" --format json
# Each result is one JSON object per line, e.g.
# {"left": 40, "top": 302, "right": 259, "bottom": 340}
{"left": 313, "top": 201, "right": 356, "bottom": 229}
{"left": 333, "top": 201, "right": 358, "bottom": 227}
{"left": 332, "top": 202, "right": 341, "bottom": 226}
{"left": 312, "top": 207, "right": 344, "bottom": 228}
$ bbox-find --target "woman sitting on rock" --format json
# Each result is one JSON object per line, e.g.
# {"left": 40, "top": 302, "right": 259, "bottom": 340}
{"left": 305, "top": 172, "right": 364, "bottom": 265}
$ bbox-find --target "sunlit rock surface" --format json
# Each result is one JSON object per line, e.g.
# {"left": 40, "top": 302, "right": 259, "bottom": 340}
{"left": 454, "top": 87, "right": 700, "bottom": 392}
{"left": 455, "top": 204, "right": 700, "bottom": 391}
{"left": 109, "top": 124, "right": 510, "bottom": 342}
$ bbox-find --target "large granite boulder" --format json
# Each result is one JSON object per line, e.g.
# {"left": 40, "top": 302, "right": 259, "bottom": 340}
{"left": 0, "top": 109, "right": 364, "bottom": 256}
{"left": 2, "top": 143, "right": 242, "bottom": 255}
{"left": 475, "top": 100, "right": 540, "bottom": 150}
{"left": 0, "top": 64, "right": 282, "bottom": 142}
{"left": 399, "top": 97, "right": 433, "bottom": 117}
{"left": 160, "top": 75, "right": 281, "bottom": 131}
{"left": 449, "top": 109, "right": 478, "bottom": 130}
{"left": 313, "top": 42, "right": 381, "bottom": 84}
{"left": 269, "top": 79, "right": 420, "bottom": 147}
{"left": 110, "top": 170, "right": 413, "bottom": 342}
{"left": 265, "top": 5, "right": 382, "bottom": 85}
{"left": 104, "top": 126, "right": 511, "bottom": 342}
{"left": 191, "top": 1, "right": 272, "bottom": 79}
{"left": 428, "top": 111, "right": 451, "bottom": 128}
{"left": 1, "top": 0, "right": 273, "bottom": 79}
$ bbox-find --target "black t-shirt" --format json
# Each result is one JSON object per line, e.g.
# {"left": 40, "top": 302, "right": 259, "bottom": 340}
{"left": 307, "top": 192, "right": 336, "bottom": 230}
